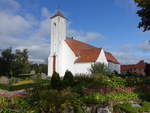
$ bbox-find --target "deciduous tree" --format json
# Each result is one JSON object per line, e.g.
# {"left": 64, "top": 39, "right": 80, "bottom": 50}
{"left": 134, "top": 0, "right": 150, "bottom": 31}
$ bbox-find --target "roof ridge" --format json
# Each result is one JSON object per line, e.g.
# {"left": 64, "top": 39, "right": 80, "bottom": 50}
{"left": 66, "top": 37, "right": 98, "bottom": 49}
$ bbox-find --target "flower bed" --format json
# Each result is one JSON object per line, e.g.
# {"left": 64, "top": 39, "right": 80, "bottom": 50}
{"left": 84, "top": 86, "right": 150, "bottom": 94}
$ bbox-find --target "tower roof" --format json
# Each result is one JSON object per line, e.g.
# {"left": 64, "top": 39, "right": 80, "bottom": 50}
{"left": 50, "top": 10, "right": 66, "bottom": 19}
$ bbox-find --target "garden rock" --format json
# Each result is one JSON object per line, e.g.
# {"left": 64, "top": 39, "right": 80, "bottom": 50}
{"left": 82, "top": 105, "right": 92, "bottom": 113}
{"left": 132, "top": 103, "right": 141, "bottom": 108}
{"left": 0, "top": 76, "right": 9, "bottom": 84}
{"left": 96, "top": 106, "right": 111, "bottom": 113}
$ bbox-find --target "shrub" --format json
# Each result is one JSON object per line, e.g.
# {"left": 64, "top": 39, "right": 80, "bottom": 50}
{"left": 140, "top": 101, "right": 150, "bottom": 112}
{"left": 107, "top": 91, "right": 138, "bottom": 102}
{"left": 0, "top": 97, "right": 33, "bottom": 113}
{"left": 27, "top": 88, "right": 82, "bottom": 113}
{"left": 63, "top": 70, "right": 74, "bottom": 87}
{"left": 114, "top": 103, "right": 139, "bottom": 113}
{"left": 51, "top": 72, "right": 62, "bottom": 90}
{"left": 82, "top": 93, "right": 107, "bottom": 104}
{"left": 89, "top": 63, "right": 108, "bottom": 75}
{"left": 88, "top": 74, "right": 112, "bottom": 88}
{"left": 125, "top": 76, "right": 141, "bottom": 87}
{"left": 110, "top": 75, "right": 126, "bottom": 88}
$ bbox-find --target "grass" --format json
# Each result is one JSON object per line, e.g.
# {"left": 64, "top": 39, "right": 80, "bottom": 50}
{"left": 13, "top": 79, "right": 34, "bottom": 86}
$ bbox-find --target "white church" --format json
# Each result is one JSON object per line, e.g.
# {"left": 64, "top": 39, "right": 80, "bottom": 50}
{"left": 48, "top": 11, "right": 120, "bottom": 76}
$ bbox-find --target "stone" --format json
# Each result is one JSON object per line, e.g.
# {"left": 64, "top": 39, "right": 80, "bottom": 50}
{"left": 41, "top": 73, "right": 47, "bottom": 79}
{"left": 97, "top": 106, "right": 111, "bottom": 113}
{"left": 81, "top": 105, "right": 92, "bottom": 113}
{"left": 132, "top": 103, "right": 141, "bottom": 108}
{"left": 0, "top": 76, "right": 9, "bottom": 84}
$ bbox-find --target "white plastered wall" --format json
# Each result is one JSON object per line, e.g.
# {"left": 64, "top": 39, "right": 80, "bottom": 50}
{"left": 74, "top": 62, "right": 94, "bottom": 75}
{"left": 96, "top": 49, "right": 108, "bottom": 66}
{"left": 58, "top": 41, "right": 77, "bottom": 76}
{"left": 108, "top": 62, "right": 120, "bottom": 74}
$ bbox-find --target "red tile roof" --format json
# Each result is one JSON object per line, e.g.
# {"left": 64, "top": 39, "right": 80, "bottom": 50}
{"left": 65, "top": 38, "right": 120, "bottom": 64}
{"left": 105, "top": 52, "right": 120, "bottom": 64}
{"left": 121, "top": 60, "right": 146, "bottom": 71}
{"left": 65, "top": 38, "right": 101, "bottom": 63}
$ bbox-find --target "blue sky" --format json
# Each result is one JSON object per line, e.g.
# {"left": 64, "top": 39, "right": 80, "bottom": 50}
{"left": 0, "top": 0, "right": 149, "bottom": 64}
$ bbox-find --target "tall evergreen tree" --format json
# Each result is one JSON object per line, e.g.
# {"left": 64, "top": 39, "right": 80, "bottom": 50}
{"left": 63, "top": 70, "right": 74, "bottom": 87}
{"left": 51, "top": 72, "right": 61, "bottom": 90}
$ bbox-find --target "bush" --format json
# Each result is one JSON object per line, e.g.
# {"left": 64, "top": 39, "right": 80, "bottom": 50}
{"left": 140, "top": 101, "right": 150, "bottom": 112}
{"left": 0, "top": 97, "right": 38, "bottom": 113}
{"left": 88, "top": 74, "right": 112, "bottom": 88}
{"left": 107, "top": 91, "right": 138, "bottom": 102}
{"left": 82, "top": 93, "right": 107, "bottom": 104}
{"left": 125, "top": 76, "right": 142, "bottom": 87}
{"left": 110, "top": 75, "right": 126, "bottom": 88}
{"left": 27, "top": 88, "right": 82, "bottom": 113}
{"left": 51, "top": 72, "right": 62, "bottom": 90}
{"left": 89, "top": 63, "right": 108, "bottom": 75}
{"left": 63, "top": 70, "right": 74, "bottom": 87}
{"left": 114, "top": 103, "right": 139, "bottom": 113}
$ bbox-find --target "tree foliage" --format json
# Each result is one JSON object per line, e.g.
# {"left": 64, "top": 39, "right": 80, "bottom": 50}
{"left": 0, "top": 48, "right": 30, "bottom": 77}
{"left": 134, "top": 0, "right": 150, "bottom": 31}
{"left": 89, "top": 63, "right": 108, "bottom": 75}
{"left": 0, "top": 48, "right": 15, "bottom": 77}
{"left": 145, "top": 63, "right": 150, "bottom": 76}
{"left": 30, "top": 64, "right": 48, "bottom": 74}
{"left": 63, "top": 70, "right": 74, "bottom": 87}
{"left": 51, "top": 72, "right": 61, "bottom": 89}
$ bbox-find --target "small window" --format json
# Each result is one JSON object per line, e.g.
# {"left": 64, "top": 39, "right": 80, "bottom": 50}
{"left": 54, "top": 23, "right": 56, "bottom": 26}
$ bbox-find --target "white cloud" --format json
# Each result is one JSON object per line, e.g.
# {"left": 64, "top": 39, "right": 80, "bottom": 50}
{"left": 121, "top": 45, "right": 134, "bottom": 52}
{"left": 41, "top": 8, "right": 51, "bottom": 18}
{"left": 113, "top": 40, "right": 150, "bottom": 64}
{"left": 139, "top": 41, "right": 150, "bottom": 52}
{"left": 0, "top": 0, "right": 51, "bottom": 64}
{"left": 68, "top": 29, "right": 106, "bottom": 42}
{"left": 0, "top": 12, "right": 31, "bottom": 36}
{"left": 0, "top": 0, "right": 20, "bottom": 12}
{"left": 113, "top": 52, "right": 150, "bottom": 64}
{"left": 0, "top": 0, "right": 106, "bottom": 64}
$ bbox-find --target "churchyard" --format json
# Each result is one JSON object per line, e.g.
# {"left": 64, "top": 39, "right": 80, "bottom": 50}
{"left": 0, "top": 62, "right": 150, "bottom": 113}
{"left": 0, "top": 0, "right": 150, "bottom": 112}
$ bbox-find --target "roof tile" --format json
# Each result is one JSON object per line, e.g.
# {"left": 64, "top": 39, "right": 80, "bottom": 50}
{"left": 65, "top": 38, "right": 119, "bottom": 64}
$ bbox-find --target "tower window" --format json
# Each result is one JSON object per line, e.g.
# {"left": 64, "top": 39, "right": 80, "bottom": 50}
{"left": 54, "top": 23, "right": 56, "bottom": 26}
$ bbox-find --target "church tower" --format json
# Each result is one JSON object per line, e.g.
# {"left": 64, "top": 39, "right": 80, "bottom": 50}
{"left": 48, "top": 11, "right": 67, "bottom": 76}
{"left": 50, "top": 11, "right": 67, "bottom": 56}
